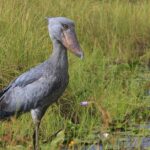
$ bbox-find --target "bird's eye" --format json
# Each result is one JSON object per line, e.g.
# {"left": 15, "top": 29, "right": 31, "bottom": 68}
{"left": 62, "top": 24, "right": 69, "bottom": 30}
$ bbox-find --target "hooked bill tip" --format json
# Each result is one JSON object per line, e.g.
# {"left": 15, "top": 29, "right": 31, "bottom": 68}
{"left": 77, "top": 50, "right": 84, "bottom": 60}
{"left": 80, "top": 52, "right": 84, "bottom": 60}
{"left": 74, "top": 50, "right": 84, "bottom": 59}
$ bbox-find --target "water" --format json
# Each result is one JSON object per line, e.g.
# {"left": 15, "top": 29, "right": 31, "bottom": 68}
{"left": 61, "top": 136, "right": 150, "bottom": 150}
{"left": 76, "top": 137, "right": 150, "bottom": 150}
{"left": 60, "top": 123, "right": 150, "bottom": 149}
{"left": 61, "top": 122, "right": 150, "bottom": 150}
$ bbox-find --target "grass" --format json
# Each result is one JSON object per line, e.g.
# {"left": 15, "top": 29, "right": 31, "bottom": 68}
{"left": 0, "top": 0, "right": 150, "bottom": 149}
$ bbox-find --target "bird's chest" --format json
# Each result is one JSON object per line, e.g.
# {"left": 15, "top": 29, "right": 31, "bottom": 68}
{"left": 52, "top": 75, "right": 68, "bottom": 94}
{"left": 45, "top": 72, "right": 69, "bottom": 103}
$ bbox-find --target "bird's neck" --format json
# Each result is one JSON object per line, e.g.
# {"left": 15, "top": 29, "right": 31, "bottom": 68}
{"left": 50, "top": 39, "right": 68, "bottom": 69}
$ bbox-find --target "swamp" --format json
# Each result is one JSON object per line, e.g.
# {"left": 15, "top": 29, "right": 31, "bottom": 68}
{"left": 0, "top": 0, "right": 150, "bottom": 149}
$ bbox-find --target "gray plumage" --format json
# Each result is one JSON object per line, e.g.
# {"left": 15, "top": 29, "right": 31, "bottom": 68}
{"left": 0, "top": 17, "right": 83, "bottom": 150}
{"left": 0, "top": 48, "right": 68, "bottom": 116}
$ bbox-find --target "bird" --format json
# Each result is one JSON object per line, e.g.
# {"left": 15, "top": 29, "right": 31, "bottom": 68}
{"left": 0, "top": 17, "right": 84, "bottom": 150}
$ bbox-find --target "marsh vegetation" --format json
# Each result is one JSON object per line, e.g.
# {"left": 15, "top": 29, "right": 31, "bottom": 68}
{"left": 0, "top": 0, "right": 150, "bottom": 149}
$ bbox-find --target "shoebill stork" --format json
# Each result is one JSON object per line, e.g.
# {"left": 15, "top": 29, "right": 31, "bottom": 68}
{"left": 0, "top": 17, "right": 84, "bottom": 150}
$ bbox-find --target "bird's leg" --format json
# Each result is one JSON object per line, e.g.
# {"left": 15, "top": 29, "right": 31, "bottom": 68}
{"left": 33, "top": 121, "right": 40, "bottom": 150}
{"left": 31, "top": 107, "right": 48, "bottom": 150}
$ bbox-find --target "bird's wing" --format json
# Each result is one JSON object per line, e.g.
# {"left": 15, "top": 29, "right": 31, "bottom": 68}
{"left": 0, "top": 66, "right": 43, "bottom": 101}
{"left": 12, "top": 67, "right": 43, "bottom": 87}
{"left": 0, "top": 65, "right": 48, "bottom": 118}
{"left": 0, "top": 74, "right": 59, "bottom": 113}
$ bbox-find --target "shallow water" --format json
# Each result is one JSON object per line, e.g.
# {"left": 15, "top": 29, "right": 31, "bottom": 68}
{"left": 61, "top": 136, "right": 150, "bottom": 150}
{"left": 76, "top": 137, "right": 150, "bottom": 150}
{"left": 61, "top": 123, "right": 150, "bottom": 150}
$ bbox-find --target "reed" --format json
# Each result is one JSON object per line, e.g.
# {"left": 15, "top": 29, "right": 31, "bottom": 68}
{"left": 0, "top": 0, "right": 149, "bottom": 149}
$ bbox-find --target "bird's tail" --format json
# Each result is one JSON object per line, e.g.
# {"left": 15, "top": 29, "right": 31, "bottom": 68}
{"left": 0, "top": 111, "right": 14, "bottom": 120}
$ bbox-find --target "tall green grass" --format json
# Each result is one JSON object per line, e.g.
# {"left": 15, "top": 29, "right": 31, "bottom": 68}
{"left": 0, "top": 0, "right": 150, "bottom": 149}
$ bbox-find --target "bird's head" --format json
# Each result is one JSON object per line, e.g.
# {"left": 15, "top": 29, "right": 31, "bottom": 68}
{"left": 46, "top": 17, "right": 84, "bottom": 59}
